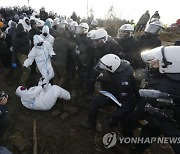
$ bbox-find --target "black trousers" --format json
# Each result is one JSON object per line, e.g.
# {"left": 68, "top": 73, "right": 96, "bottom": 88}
{"left": 88, "top": 94, "right": 134, "bottom": 127}
{"left": 0, "top": 114, "right": 9, "bottom": 139}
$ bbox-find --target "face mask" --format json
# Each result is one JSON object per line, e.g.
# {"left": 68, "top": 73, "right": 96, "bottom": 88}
{"left": 43, "top": 33, "right": 48, "bottom": 37}
{"left": 25, "top": 20, "right": 30, "bottom": 25}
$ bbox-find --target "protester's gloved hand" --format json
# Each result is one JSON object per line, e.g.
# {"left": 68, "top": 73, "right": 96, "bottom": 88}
{"left": 12, "top": 63, "right": 17, "bottom": 69}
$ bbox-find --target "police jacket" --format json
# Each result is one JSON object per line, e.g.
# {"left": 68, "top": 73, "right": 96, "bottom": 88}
{"left": 94, "top": 37, "right": 123, "bottom": 62}
{"left": 135, "top": 33, "right": 161, "bottom": 68}
{"left": 137, "top": 33, "right": 161, "bottom": 50}
{"left": 148, "top": 72, "right": 180, "bottom": 120}
{"left": 99, "top": 60, "right": 136, "bottom": 109}
{"left": 115, "top": 36, "right": 139, "bottom": 67}
{"left": 148, "top": 72, "right": 180, "bottom": 96}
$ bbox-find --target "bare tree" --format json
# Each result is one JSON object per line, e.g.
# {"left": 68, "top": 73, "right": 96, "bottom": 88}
{"left": 107, "top": 5, "right": 116, "bottom": 19}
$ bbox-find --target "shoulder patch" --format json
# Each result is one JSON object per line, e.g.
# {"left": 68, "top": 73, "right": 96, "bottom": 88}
{"left": 121, "top": 81, "right": 129, "bottom": 85}
{"left": 121, "top": 93, "right": 127, "bottom": 96}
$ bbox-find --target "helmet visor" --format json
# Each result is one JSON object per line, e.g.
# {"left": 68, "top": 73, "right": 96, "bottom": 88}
{"left": 117, "top": 30, "right": 131, "bottom": 38}
{"left": 94, "top": 60, "right": 106, "bottom": 72}
{"left": 145, "top": 24, "right": 161, "bottom": 34}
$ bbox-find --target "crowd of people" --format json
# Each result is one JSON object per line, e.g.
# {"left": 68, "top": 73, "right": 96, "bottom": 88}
{"left": 0, "top": 5, "right": 180, "bottom": 154}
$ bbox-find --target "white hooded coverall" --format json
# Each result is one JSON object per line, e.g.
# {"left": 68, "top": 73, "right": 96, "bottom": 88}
{"left": 15, "top": 83, "right": 71, "bottom": 110}
{"left": 23, "top": 35, "right": 55, "bottom": 81}
{"left": 40, "top": 25, "right": 54, "bottom": 46}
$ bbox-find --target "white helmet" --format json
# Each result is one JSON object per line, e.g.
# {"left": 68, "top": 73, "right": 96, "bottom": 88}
{"left": 117, "top": 24, "right": 134, "bottom": 38}
{"left": 119, "top": 24, "right": 134, "bottom": 31}
{"left": 61, "top": 20, "right": 68, "bottom": 25}
{"left": 91, "top": 28, "right": 108, "bottom": 48}
{"left": 91, "top": 28, "right": 108, "bottom": 42}
{"left": 59, "top": 20, "right": 68, "bottom": 29}
{"left": 141, "top": 46, "right": 180, "bottom": 73}
{"left": 99, "top": 54, "right": 121, "bottom": 73}
{"left": 145, "top": 20, "right": 163, "bottom": 34}
{"left": 67, "top": 18, "right": 73, "bottom": 24}
{"left": 76, "top": 22, "right": 89, "bottom": 34}
{"left": 69, "top": 21, "right": 78, "bottom": 32}
{"left": 53, "top": 18, "right": 60, "bottom": 26}
{"left": 87, "top": 29, "right": 96, "bottom": 38}
{"left": 91, "top": 20, "right": 98, "bottom": 27}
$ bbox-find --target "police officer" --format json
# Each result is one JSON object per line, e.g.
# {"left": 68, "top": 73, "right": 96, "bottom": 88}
{"left": 135, "top": 20, "right": 163, "bottom": 69}
{"left": 126, "top": 46, "right": 180, "bottom": 153}
{"left": 85, "top": 29, "right": 123, "bottom": 98}
{"left": 75, "top": 22, "right": 90, "bottom": 89}
{"left": 115, "top": 24, "right": 139, "bottom": 69}
{"left": 81, "top": 54, "right": 136, "bottom": 129}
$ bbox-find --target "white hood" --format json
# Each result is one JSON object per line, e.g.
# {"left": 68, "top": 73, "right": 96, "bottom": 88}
{"left": 42, "top": 25, "right": 50, "bottom": 35}
{"left": 15, "top": 86, "right": 27, "bottom": 97}
{"left": 33, "top": 35, "right": 44, "bottom": 46}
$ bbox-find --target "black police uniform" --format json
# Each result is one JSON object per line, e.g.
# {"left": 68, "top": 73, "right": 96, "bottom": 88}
{"left": 126, "top": 71, "right": 180, "bottom": 153}
{"left": 135, "top": 33, "right": 161, "bottom": 68}
{"left": 74, "top": 33, "right": 89, "bottom": 88}
{"left": 86, "top": 60, "right": 136, "bottom": 128}
{"left": 85, "top": 37, "right": 123, "bottom": 95}
{"left": 115, "top": 36, "right": 139, "bottom": 69}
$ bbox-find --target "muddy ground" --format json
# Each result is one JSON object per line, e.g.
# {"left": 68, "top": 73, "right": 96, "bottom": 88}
{"left": 0, "top": 31, "right": 179, "bottom": 154}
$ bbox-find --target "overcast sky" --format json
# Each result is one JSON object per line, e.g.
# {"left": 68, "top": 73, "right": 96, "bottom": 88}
{"left": 1, "top": 0, "right": 180, "bottom": 25}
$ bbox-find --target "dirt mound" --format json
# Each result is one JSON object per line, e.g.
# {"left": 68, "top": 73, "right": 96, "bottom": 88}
{"left": 159, "top": 32, "right": 179, "bottom": 42}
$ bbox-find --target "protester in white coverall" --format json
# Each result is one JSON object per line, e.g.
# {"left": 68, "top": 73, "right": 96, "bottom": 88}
{"left": 15, "top": 80, "right": 71, "bottom": 110}
{"left": 40, "top": 25, "right": 54, "bottom": 46}
{"left": 23, "top": 35, "right": 55, "bottom": 81}
{"left": 18, "top": 17, "right": 31, "bottom": 32}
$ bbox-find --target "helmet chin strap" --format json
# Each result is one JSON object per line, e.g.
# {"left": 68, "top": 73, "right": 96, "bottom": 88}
{"left": 100, "top": 61, "right": 112, "bottom": 71}
{"left": 161, "top": 46, "right": 172, "bottom": 68}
